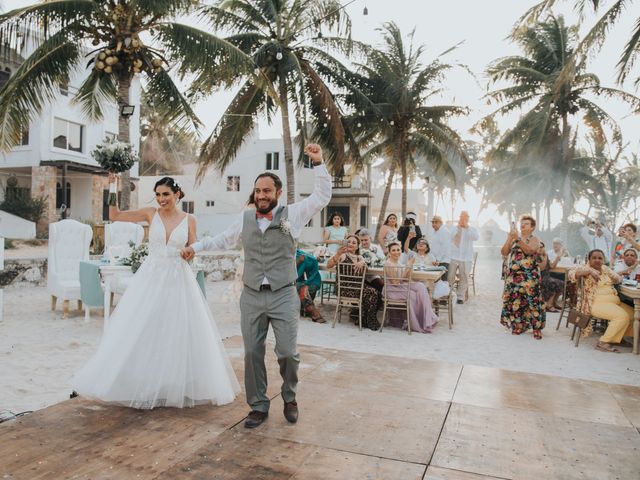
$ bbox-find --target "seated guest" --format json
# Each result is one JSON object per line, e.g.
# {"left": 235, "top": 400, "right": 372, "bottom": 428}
{"left": 614, "top": 248, "right": 640, "bottom": 279}
{"left": 397, "top": 212, "right": 423, "bottom": 253}
{"left": 613, "top": 223, "right": 640, "bottom": 266}
{"left": 426, "top": 215, "right": 451, "bottom": 273}
{"left": 323, "top": 212, "right": 348, "bottom": 255}
{"left": 547, "top": 238, "right": 570, "bottom": 265}
{"left": 403, "top": 237, "right": 435, "bottom": 266}
{"left": 296, "top": 249, "right": 324, "bottom": 323}
{"left": 568, "top": 249, "right": 634, "bottom": 353}
{"left": 538, "top": 243, "right": 564, "bottom": 312}
{"left": 383, "top": 241, "right": 438, "bottom": 333}
{"left": 326, "top": 234, "right": 381, "bottom": 330}
{"left": 357, "top": 229, "right": 385, "bottom": 302}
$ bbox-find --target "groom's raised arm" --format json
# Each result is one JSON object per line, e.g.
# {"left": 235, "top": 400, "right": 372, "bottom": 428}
{"left": 287, "top": 146, "right": 332, "bottom": 234}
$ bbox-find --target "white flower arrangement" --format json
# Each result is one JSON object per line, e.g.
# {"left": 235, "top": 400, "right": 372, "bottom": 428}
{"left": 361, "top": 249, "right": 384, "bottom": 268}
{"left": 280, "top": 218, "right": 291, "bottom": 235}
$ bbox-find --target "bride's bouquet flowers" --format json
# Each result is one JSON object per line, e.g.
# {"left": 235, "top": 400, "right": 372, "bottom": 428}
{"left": 91, "top": 137, "right": 138, "bottom": 205}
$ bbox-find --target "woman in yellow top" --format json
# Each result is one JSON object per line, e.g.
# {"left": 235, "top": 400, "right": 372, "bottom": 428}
{"left": 568, "top": 249, "right": 634, "bottom": 353}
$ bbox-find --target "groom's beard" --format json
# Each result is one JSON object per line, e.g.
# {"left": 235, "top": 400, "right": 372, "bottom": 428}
{"left": 256, "top": 199, "right": 278, "bottom": 214}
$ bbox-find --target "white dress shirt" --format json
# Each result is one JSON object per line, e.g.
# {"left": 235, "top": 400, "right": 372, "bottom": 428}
{"left": 192, "top": 165, "right": 332, "bottom": 255}
{"left": 426, "top": 225, "right": 452, "bottom": 264}
{"left": 580, "top": 226, "right": 612, "bottom": 256}
{"left": 450, "top": 226, "right": 479, "bottom": 263}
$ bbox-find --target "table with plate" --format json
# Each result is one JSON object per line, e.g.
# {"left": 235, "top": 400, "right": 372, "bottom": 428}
{"left": 318, "top": 262, "right": 445, "bottom": 295}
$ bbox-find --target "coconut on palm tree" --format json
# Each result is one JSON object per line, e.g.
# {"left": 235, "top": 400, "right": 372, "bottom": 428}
{"left": 195, "top": 0, "right": 356, "bottom": 203}
{"left": 483, "top": 14, "right": 640, "bottom": 238}
{"left": 0, "top": 0, "right": 251, "bottom": 208}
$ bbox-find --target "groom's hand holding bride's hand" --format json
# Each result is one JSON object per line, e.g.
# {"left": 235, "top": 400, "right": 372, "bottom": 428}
{"left": 181, "top": 245, "right": 195, "bottom": 261}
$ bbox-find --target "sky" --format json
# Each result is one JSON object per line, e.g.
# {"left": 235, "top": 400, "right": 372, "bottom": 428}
{"left": 6, "top": 0, "right": 640, "bottom": 228}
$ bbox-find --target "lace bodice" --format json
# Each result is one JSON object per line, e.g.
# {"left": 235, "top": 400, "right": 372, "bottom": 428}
{"left": 148, "top": 210, "right": 189, "bottom": 257}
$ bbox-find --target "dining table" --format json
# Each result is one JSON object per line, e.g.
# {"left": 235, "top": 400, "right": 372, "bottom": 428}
{"left": 318, "top": 262, "right": 445, "bottom": 294}
{"left": 618, "top": 285, "right": 640, "bottom": 355}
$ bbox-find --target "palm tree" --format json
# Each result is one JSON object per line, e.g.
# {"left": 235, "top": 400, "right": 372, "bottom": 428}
{"left": 523, "top": 0, "right": 639, "bottom": 85}
{"left": 483, "top": 15, "right": 640, "bottom": 238}
{"left": 139, "top": 94, "right": 200, "bottom": 176}
{"left": 320, "top": 22, "right": 469, "bottom": 237}
{"left": 196, "top": 0, "right": 354, "bottom": 203}
{"left": 0, "top": 0, "right": 250, "bottom": 208}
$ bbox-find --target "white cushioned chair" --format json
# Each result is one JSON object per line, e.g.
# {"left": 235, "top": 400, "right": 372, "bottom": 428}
{"left": 47, "top": 219, "right": 93, "bottom": 318}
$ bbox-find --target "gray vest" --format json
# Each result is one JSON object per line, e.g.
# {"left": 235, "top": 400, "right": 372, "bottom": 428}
{"left": 242, "top": 206, "right": 297, "bottom": 291}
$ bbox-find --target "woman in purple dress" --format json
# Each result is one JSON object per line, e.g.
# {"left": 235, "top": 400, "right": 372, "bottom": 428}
{"left": 383, "top": 241, "right": 438, "bottom": 332}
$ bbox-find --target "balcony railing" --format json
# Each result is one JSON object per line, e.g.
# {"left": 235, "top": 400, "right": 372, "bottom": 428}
{"left": 332, "top": 175, "right": 352, "bottom": 189}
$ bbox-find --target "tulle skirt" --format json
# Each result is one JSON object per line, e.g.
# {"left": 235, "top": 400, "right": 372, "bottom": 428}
{"left": 72, "top": 253, "right": 240, "bottom": 409}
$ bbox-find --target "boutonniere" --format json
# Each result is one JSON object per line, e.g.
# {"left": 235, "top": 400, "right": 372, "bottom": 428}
{"left": 280, "top": 218, "right": 291, "bottom": 234}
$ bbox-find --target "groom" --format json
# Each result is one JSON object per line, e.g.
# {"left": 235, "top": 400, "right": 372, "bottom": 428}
{"left": 181, "top": 144, "right": 331, "bottom": 428}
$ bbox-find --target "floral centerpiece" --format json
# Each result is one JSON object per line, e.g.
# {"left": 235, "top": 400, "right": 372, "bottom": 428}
{"left": 361, "top": 249, "right": 384, "bottom": 268}
{"left": 121, "top": 241, "right": 148, "bottom": 273}
{"left": 91, "top": 137, "right": 138, "bottom": 205}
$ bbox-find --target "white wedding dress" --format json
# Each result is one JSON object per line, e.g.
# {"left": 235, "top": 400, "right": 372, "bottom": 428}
{"left": 73, "top": 210, "right": 240, "bottom": 409}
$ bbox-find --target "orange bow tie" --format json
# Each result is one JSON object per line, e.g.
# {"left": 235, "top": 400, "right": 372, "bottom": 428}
{"left": 256, "top": 212, "right": 273, "bottom": 221}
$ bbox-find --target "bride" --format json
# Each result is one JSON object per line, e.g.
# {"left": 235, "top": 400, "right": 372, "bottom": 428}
{"left": 72, "top": 175, "right": 240, "bottom": 409}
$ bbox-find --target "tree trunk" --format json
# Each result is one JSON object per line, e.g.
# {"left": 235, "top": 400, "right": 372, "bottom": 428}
{"left": 427, "top": 183, "right": 434, "bottom": 222}
{"left": 279, "top": 78, "right": 296, "bottom": 204}
{"left": 117, "top": 74, "right": 132, "bottom": 210}
{"left": 560, "top": 114, "right": 572, "bottom": 242}
{"left": 375, "top": 162, "right": 397, "bottom": 240}
{"left": 401, "top": 156, "right": 407, "bottom": 218}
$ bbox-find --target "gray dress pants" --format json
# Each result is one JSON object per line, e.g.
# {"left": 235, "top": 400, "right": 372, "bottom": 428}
{"left": 239, "top": 284, "right": 299, "bottom": 413}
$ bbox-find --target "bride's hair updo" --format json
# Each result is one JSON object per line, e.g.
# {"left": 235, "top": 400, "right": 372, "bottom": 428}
{"left": 154, "top": 177, "right": 185, "bottom": 200}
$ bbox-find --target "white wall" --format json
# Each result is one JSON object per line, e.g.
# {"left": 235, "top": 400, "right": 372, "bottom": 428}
{"left": 0, "top": 210, "right": 36, "bottom": 239}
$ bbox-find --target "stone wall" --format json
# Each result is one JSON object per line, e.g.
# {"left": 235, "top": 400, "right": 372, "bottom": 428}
{"left": 0, "top": 258, "right": 47, "bottom": 288}
{"left": 30, "top": 166, "right": 57, "bottom": 236}
{"left": 0, "top": 251, "right": 242, "bottom": 288}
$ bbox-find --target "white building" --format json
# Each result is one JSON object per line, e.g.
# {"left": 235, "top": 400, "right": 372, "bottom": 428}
{"left": 139, "top": 132, "right": 429, "bottom": 244}
{"left": 0, "top": 36, "right": 140, "bottom": 237}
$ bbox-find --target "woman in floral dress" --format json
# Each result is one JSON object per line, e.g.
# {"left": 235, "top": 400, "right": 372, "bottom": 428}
{"left": 500, "top": 215, "right": 546, "bottom": 339}
{"left": 326, "top": 234, "right": 381, "bottom": 330}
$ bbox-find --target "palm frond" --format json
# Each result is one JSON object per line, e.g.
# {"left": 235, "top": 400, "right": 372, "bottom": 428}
{"left": 197, "top": 80, "right": 265, "bottom": 179}
{"left": 73, "top": 69, "right": 117, "bottom": 121}
{"left": 145, "top": 68, "right": 202, "bottom": 132}
{"left": 155, "top": 22, "right": 254, "bottom": 92}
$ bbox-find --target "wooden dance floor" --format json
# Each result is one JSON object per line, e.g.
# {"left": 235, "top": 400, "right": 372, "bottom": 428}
{"left": 2, "top": 336, "right": 640, "bottom": 479}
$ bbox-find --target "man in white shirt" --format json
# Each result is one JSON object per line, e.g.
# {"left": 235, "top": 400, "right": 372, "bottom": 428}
{"left": 580, "top": 221, "right": 612, "bottom": 261}
{"left": 181, "top": 144, "right": 331, "bottom": 429}
{"left": 425, "top": 215, "right": 451, "bottom": 272}
{"left": 448, "top": 211, "right": 479, "bottom": 304}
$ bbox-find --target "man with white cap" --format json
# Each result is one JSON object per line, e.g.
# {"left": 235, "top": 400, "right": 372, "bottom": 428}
{"left": 448, "top": 211, "right": 479, "bottom": 304}
{"left": 426, "top": 215, "right": 451, "bottom": 273}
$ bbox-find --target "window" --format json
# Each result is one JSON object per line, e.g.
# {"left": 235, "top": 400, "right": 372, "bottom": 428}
{"left": 53, "top": 118, "right": 83, "bottom": 152}
{"left": 206, "top": 200, "right": 215, "bottom": 207}
{"left": 20, "top": 129, "right": 29, "bottom": 146}
{"left": 0, "top": 68, "right": 10, "bottom": 89}
{"left": 56, "top": 181, "right": 71, "bottom": 209}
{"left": 226, "top": 176, "right": 240, "bottom": 192}
{"left": 266, "top": 152, "right": 280, "bottom": 170}
{"left": 360, "top": 206, "right": 367, "bottom": 228}
{"left": 182, "top": 201, "right": 194, "bottom": 214}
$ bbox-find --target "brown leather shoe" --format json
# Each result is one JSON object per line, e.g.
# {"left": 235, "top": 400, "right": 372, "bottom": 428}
{"left": 244, "top": 410, "right": 268, "bottom": 428}
{"left": 283, "top": 401, "right": 298, "bottom": 423}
